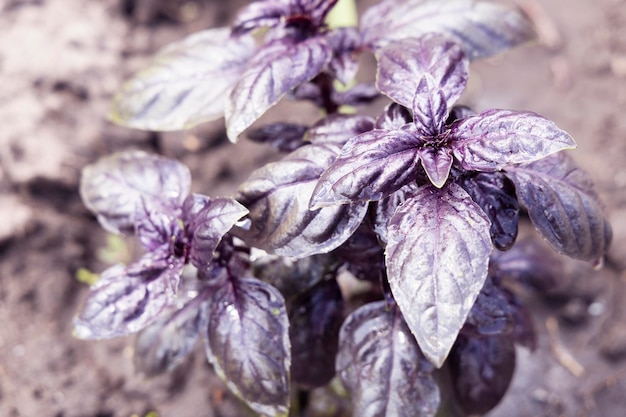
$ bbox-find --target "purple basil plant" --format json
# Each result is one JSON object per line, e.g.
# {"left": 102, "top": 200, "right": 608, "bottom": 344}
{"left": 75, "top": 0, "right": 611, "bottom": 416}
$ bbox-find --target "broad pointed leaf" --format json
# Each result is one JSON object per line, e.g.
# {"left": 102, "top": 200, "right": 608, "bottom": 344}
{"left": 109, "top": 28, "right": 256, "bottom": 131}
{"left": 134, "top": 294, "right": 208, "bottom": 377}
{"left": 418, "top": 147, "right": 453, "bottom": 188}
{"left": 290, "top": 278, "right": 344, "bottom": 389}
{"left": 337, "top": 301, "right": 440, "bottom": 417}
{"left": 80, "top": 151, "right": 190, "bottom": 234}
{"left": 412, "top": 75, "right": 448, "bottom": 136}
{"left": 361, "top": 0, "right": 536, "bottom": 59}
{"left": 310, "top": 127, "right": 423, "bottom": 208}
{"left": 456, "top": 171, "right": 519, "bottom": 250}
{"left": 376, "top": 34, "right": 468, "bottom": 109}
{"left": 226, "top": 36, "right": 332, "bottom": 141}
{"left": 451, "top": 109, "right": 576, "bottom": 171}
{"left": 73, "top": 255, "right": 184, "bottom": 339}
{"left": 505, "top": 152, "right": 611, "bottom": 263}
{"left": 205, "top": 277, "right": 291, "bottom": 417}
{"left": 386, "top": 183, "right": 492, "bottom": 366}
{"left": 232, "top": 0, "right": 291, "bottom": 34}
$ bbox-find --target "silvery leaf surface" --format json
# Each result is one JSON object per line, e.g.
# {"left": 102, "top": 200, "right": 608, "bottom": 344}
{"left": 336, "top": 301, "right": 440, "bottom": 417}
{"left": 505, "top": 152, "right": 611, "bottom": 263}
{"left": 205, "top": 277, "right": 291, "bottom": 417}
{"left": 80, "top": 151, "right": 190, "bottom": 234}
{"left": 386, "top": 183, "right": 492, "bottom": 366}
{"left": 109, "top": 28, "right": 256, "bottom": 131}
{"left": 361, "top": 0, "right": 536, "bottom": 59}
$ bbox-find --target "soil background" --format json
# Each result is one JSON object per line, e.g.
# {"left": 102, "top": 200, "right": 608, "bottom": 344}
{"left": 1, "top": 0, "right": 626, "bottom": 416}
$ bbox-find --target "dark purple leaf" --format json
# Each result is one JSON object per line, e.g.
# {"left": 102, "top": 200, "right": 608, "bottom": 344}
{"left": 80, "top": 151, "right": 190, "bottom": 234}
{"left": 231, "top": 0, "right": 291, "bottom": 35}
{"left": 462, "top": 277, "right": 516, "bottom": 338}
{"left": 361, "top": 0, "right": 536, "bottom": 60}
{"left": 418, "top": 147, "right": 453, "bottom": 188}
{"left": 372, "top": 181, "right": 420, "bottom": 245}
{"left": 326, "top": 27, "right": 363, "bottom": 85}
{"left": 306, "top": 114, "right": 374, "bottom": 146}
{"left": 183, "top": 195, "right": 248, "bottom": 270}
{"left": 236, "top": 134, "right": 368, "bottom": 257}
{"left": 375, "top": 102, "right": 413, "bottom": 130}
{"left": 226, "top": 36, "right": 332, "bottom": 141}
{"left": 309, "top": 127, "right": 423, "bottom": 208}
{"left": 247, "top": 123, "right": 309, "bottom": 152}
{"left": 290, "top": 278, "right": 344, "bottom": 389}
{"left": 332, "top": 83, "right": 381, "bottom": 106}
{"left": 456, "top": 171, "right": 519, "bottom": 250}
{"left": 411, "top": 75, "right": 448, "bottom": 136}
{"left": 73, "top": 255, "right": 184, "bottom": 339}
{"left": 134, "top": 293, "right": 208, "bottom": 377}
{"left": 110, "top": 28, "right": 256, "bottom": 131}
{"left": 451, "top": 109, "right": 576, "bottom": 171}
{"left": 333, "top": 223, "right": 385, "bottom": 282}
{"left": 205, "top": 277, "right": 290, "bottom": 417}
{"left": 376, "top": 34, "right": 468, "bottom": 109}
{"left": 505, "top": 152, "right": 611, "bottom": 264}
{"left": 135, "top": 198, "right": 182, "bottom": 252}
{"left": 449, "top": 335, "right": 516, "bottom": 415}
{"left": 337, "top": 301, "right": 440, "bottom": 417}
{"left": 386, "top": 183, "right": 492, "bottom": 366}
{"left": 446, "top": 104, "right": 476, "bottom": 125}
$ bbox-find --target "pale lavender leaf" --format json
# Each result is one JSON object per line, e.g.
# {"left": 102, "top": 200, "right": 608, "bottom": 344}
{"left": 232, "top": 0, "right": 291, "bottom": 34}
{"left": 337, "top": 301, "right": 440, "bottom": 417}
{"left": 418, "top": 147, "right": 453, "bottom": 188}
{"left": 110, "top": 28, "right": 256, "bottom": 131}
{"left": 386, "top": 183, "right": 492, "bottom": 366}
{"left": 451, "top": 109, "right": 576, "bottom": 171}
{"left": 306, "top": 114, "right": 375, "bottom": 146}
{"left": 310, "top": 127, "right": 423, "bottom": 208}
{"left": 226, "top": 36, "right": 332, "bottom": 141}
{"left": 375, "top": 102, "right": 413, "bottom": 130}
{"left": 205, "top": 277, "right": 291, "bottom": 417}
{"left": 361, "top": 0, "right": 536, "bottom": 59}
{"left": 376, "top": 34, "right": 468, "bottom": 109}
{"left": 505, "top": 152, "right": 611, "bottom": 263}
{"left": 80, "top": 151, "right": 190, "bottom": 234}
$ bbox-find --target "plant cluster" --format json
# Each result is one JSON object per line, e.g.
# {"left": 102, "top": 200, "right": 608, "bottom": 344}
{"left": 75, "top": 0, "right": 612, "bottom": 416}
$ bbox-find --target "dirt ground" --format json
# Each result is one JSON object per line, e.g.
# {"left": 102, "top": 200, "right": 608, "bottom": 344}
{"left": 1, "top": 0, "right": 626, "bottom": 416}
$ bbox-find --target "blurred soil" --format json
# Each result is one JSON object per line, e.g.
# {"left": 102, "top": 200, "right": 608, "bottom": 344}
{"left": 1, "top": 0, "right": 626, "bottom": 416}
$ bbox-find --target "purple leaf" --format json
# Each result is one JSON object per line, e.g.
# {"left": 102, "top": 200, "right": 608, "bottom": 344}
{"left": 418, "top": 147, "right": 453, "bottom": 188}
{"left": 183, "top": 195, "right": 248, "bottom": 270}
{"left": 451, "top": 109, "right": 576, "bottom": 171}
{"left": 446, "top": 104, "right": 476, "bottom": 125}
{"left": 332, "top": 83, "right": 381, "bottom": 106}
{"left": 134, "top": 293, "right": 208, "bottom": 377}
{"left": 247, "top": 123, "right": 309, "bottom": 152}
{"left": 361, "top": 0, "right": 536, "bottom": 60}
{"left": 449, "top": 335, "right": 516, "bottom": 415}
{"left": 336, "top": 301, "right": 440, "bottom": 417}
{"left": 289, "top": 278, "right": 344, "bottom": 389}
{"left": 73, "top": 255, "right": 184, "bottom": 339}
{"left": 376, "top": 34, "right": 468, "bottom": 109}
{"left": 135, "top": 198, "right": 182, "bottom": 252}
{"left": 80, "top": 151, "right": 190, "bottom": 234}
{"left": 333, "top": 223, "right": 385, "bottom": 282}
{"left": 306, "top": 114, "right": 375, "bottom": 146}
{"left": 232, "top": 0, "right": 291, "bottom": 35}
{"left": 462, "top": 277, "right": 518, "bottom": 338}
{"left": 505, "top": 152, "right": 611, "bottom": 264}
{"left": 205, "top": 277, "right": 291, "bottom": 417}
{"left": 326, "top": 27, "right": 363, "bottom": 85}
{"left": 386, "top": 183, "right": 492, "bottom": 366}
{"left": 236, "top": 140, "right": 368, "bottom": 257}
{"left": 372, "top": 182, "right": 420, "bottom": 245}
{"left": 226, "top": 36, "right": 332, "bottom": 141}
{"left": 310, "top": 127, "right": 423, "bottom": 208}
{"left": 109, "top": 28, "right": 256, "bottom": 131}
{"left": 456, "top": 171, "right": 519, "bottom": 250}
{"left": 412, "top": 75, "right": 448, "bottom": 136}
{"left": 375, "top": 102, "right": 413, "bottom": 130}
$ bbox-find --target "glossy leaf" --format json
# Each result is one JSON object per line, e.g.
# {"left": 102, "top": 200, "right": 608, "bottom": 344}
{"left": 236, "top": 129, "right": 368, "bottom": 258}
{"left": 109, "top": 28, "right": 256, "bottom": 131}
{"left": 135, "top": 198, "right": 181, "bottom": 252}
{"left": 232, "top": 0, "right": 290, "bottom": 34}
{"left": 449, "top": 335, "right": 516, "bottom": 415}
{"left": 456, "top": 171, "right": 519, "bottom": 250}
{"left": 418, "top": 147, "right": 453, "bottom": 188}
{"left": 80, "top": 151, "right": 190, "bottom": 234}
{"left": 334, "top": 223, "right": 385, "bottom": 282}
{"left": 226, "top": 36, "right": 332, "bottom": 141}
{"left": 361, "top": 0, "right": 536, "bottom": 59}
{"left": 205, "top": 277, "right": 291, "bottom": 417}
{"left": 462, "top": 277, "right": 517, "bottom": 338}
{"left": 386, "top": 183, "right": 492, "bottom": 366}
{"left": 372, "top": 182, "right": 420, "bottom": 245}
{"left": 247, "top": 123, "right": 309, "bottom": 152}
{"left": 310, "top": 128, "right": 422, "bottom": 208}
{"left": 376, "top": 34, "right": 468, "bottom": 109}
{"left": 337, "top": 301, "right": 440, "bottom": 417}
{"left": 290, "top": 278, "right": 344, "bottom": 389}
{"left": 375, "top": 103, "right": 413, "bottom": 131}
{"left": 505, "top": 152, "right": 611, "bottom": 263}
{"left": 411, "top": 74, "right": 448, "bottom": 136}
{"left": 73, "top": 255, "right": 184, "bottom": 339}
{"left": 134, "top": 294, "right": 207, "bottom": 377}
{"left": 451, "top": 109, "right": 576, "bottom": 171}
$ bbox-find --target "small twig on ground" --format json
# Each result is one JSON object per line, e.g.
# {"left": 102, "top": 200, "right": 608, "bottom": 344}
{"left": 546, "top": 316, "right": 585, "bottom": 377}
